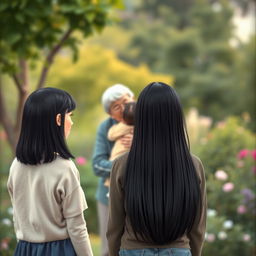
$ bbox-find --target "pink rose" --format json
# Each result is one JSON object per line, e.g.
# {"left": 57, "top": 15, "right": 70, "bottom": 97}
{"left": 206, "top": 233, "right": 215, "bottom": 242}
{"left": 75, "top": 156, "right": 87, "bottom": 166}
{"left": 0, "top": 238, "right": 10, "bottom": 250}
{"left": 237, "top": 205, "right": 247, "bottom": 214}
{"left": 223, "top": 182, "right": 234, "bottom": 192}
{"left": 215, "top": 170, "right": 228, "bottom": 180}
{"left": 237, "top": 149, "right": 250, "bottom": 159}
{"left": 251, "top": 150, "right": 256, "bottom": 160}
{"left": 243, "top": 234, "right": 251, "bottom": 242}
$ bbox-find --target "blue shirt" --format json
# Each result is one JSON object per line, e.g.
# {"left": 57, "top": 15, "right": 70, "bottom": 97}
{"left": 92, "top": 117, "right": 117, "bottom": 205}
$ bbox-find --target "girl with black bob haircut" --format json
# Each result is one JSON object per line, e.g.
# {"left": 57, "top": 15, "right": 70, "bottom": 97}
{"left": 8, "top": 87, "right": 93, "bottom": 256}
{"left": 16, "top": 87, "right": 75, "bottom": 164}
{"left": 107, "top": 82, "right": 207, "bottom": 256}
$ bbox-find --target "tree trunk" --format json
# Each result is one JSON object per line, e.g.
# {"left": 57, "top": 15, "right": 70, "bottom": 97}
{"left": 15, "top": 59, "right": 29, "bottom": 139}
{"left": 0, "top": 76, "right": 16, "bottom": 152}
{"left": 0, "top": 59, "right": 29, "bottom": 154}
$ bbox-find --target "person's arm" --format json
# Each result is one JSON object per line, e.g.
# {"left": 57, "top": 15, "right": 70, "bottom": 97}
{"left": 108, "top": 123, "right": 132, "bottom": 141}
{"left": 188, "top": 157, "right": 207, "bottom": 256}
{"left": 107, "top": 158, "right": 126, "bottom": 256}
{"left": 92, "top": 121, "right": 113, "bottom": 178}
{"left": 62, "top": 164, "right": 93, "bottom": 256}
{"left": 120, "top": 133, "right": 133, "bottom": 148}
{"left": 66, "top": 213, "right": 93, "bottom": 256}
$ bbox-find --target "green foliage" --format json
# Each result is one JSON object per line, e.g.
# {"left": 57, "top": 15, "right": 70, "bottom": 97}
{"left": 0, "top": 151, "right": 16, "bottom": 255}
{"left": 0, "top": 0, "right": 123, "bottom": 74}
{"left": 190, "top": 0, "right": 233, "bottom": 42}
{"left": 203, "top": 213, "right": 254, "bottom": 255}
{"left": 100, "top": 0, "right": 255, "bottom": 127}
{"left": 197, "top": 117, "right": 255, "bottom": 173}
{"left": 232, "top": 35, "right": 256, "bottom": 131}
{"left": 46, "top": 44, "right": 173, "bottom": 155}
{"left": 202, "top": 152, "right": 255, "bottom": 254}
{"left": 78, "top": 159, "right": 99, "bottom": 234}
{"left": 195, "top": 118, "right": 256, "bottom": 255}
{"left": 0, "top": 208, "right": 16, "bottom": 255}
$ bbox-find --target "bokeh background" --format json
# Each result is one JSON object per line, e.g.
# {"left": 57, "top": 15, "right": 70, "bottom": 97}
{"left": 0, "top": 0, "right": 255, "bottom": 255}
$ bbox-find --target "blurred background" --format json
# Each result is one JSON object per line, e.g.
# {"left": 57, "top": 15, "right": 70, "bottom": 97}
{"left": 0, "top": 0, "right": 255, "bottom": 255}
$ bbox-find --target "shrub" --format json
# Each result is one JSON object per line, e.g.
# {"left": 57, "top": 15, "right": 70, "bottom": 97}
{"left": 198, "top": 119, "right": 256, "bottom": 255}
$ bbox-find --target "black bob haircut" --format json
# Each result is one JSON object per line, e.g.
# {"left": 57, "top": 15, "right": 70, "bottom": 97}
{"left": 124, "top": 82, "right": 201, "bottom": 245}
{"left": 16, "top": 87, "right": 76, "bottom": 165}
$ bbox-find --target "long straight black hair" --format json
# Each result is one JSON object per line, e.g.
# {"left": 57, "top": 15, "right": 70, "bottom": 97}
{"left": 16, "top": 87, "right": 76, "bottom": 165}
{"left": 124, "top": 82, "right": 201, "bottom": 244}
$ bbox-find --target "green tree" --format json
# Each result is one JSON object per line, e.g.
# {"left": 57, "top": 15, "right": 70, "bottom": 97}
{"left": 106, "top": 0, "right": 254, "bottom": 126}
{"left": 232, "top": 35, "right": 256, "bottom": 131}
{"left": 135, "top": 0, "right": 195, "bottom": 27}
{"left": 0, "top": 0, "right": 122, "bottom": 152}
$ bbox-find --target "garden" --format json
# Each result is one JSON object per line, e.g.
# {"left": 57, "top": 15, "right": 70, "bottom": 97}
{"left": 0, "top": 0, "right": 255, "bottom": 255}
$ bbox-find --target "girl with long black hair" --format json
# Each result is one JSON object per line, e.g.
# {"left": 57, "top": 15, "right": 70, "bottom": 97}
{"left": 7, "top": 87, "right": 93, "bottom": 256}
{"left": 107, "top": 82, "right": 207, "bottom": 256}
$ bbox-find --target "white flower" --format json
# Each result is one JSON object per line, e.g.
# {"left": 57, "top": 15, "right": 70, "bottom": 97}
{"left": 2, "top": 218, "right": 12, "bottom": 226}
{"left": 218, "top": 231, "right": 227, "bottom": 240}
{"left": 215, "top": 170, "right": 228, "bottom": 181}
{"left": 207, "top": 209, "right": 217, "bottom": 217}
{"left": 223, "top": 220, "right": 233, "bottom": 229}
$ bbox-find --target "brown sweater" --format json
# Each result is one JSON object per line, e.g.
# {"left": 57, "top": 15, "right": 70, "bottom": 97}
{"left": 107, "top": 153, "right": 207, "bottom": 256}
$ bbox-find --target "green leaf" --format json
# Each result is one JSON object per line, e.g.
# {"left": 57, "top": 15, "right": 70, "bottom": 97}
{"left": 85, "top": 12, "right": 96, "bottom": 22}
{"left": 111, "top": 0, "right": 124, "bottom": 9}
{"left": 60, "top": 5, "right": 77, "bottom": 13}
{"left": 6, "top": 33, "right": 22, "bottom": 45}
{"left": 15, "top": 13, "right": 25, "bottom": 23}
{"left": 0, "top": 2, "right": 8, "bottom": 12}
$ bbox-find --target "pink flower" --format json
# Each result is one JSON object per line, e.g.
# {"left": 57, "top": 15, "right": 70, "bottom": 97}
{"left": 237, "top": 149, "right": 250, "bottom": 159}
{"left": 251, "top": 150, "right": 256, "bottom": 160}
{"left": 75, "top": 156, "right": 87, "bottom": 166}
{"left": 223, "top": 182, "right": 234, "bottom": 192}
{"left": 0, "top": 238, "right": 10, "bottom": 250}
{"left": 243, "top": 234, "right": 251, "bottom": 242}
{"left": 206, "top": 233, "right": 215, "bottom": 242}
{"left": 215, "top": 170, "right": 228, "bottom": 180}
{"left": 237, "top": 205, "right": 247, "bottom": 214}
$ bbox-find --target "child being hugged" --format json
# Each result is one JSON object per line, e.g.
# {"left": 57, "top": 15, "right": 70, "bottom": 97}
{"left": 108, "top": 102, "right": 136, "bottom": 161}
{"left": 104, "top": 102, "right": 136, "bottom": 188}
{"left": 7, "top": 87, "right": 93, "bottom": 256}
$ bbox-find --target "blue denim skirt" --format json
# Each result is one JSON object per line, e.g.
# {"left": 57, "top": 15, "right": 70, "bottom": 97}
{"left": 119, "top": 248, "right": 192, "bottom": 256}
{"left": 14, "top": 238, "right": 76, "bottom": 256}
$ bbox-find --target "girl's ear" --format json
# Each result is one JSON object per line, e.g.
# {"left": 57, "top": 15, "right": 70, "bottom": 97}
{"left": 56, "top": 114, "right": 61, "bottom": 126}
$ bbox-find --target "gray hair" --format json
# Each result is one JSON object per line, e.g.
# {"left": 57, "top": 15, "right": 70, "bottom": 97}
{"left": 101, "top": 84, "right": 134, "bottom": 113}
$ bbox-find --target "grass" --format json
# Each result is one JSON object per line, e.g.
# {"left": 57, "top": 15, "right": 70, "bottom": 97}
{"left": 90, "top": 234, "right": 101, "bottom": 256}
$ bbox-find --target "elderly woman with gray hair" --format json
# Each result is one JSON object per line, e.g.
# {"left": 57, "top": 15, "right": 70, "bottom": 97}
{"left": 92, "top": 84, "right": 134, "bottom": 256}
